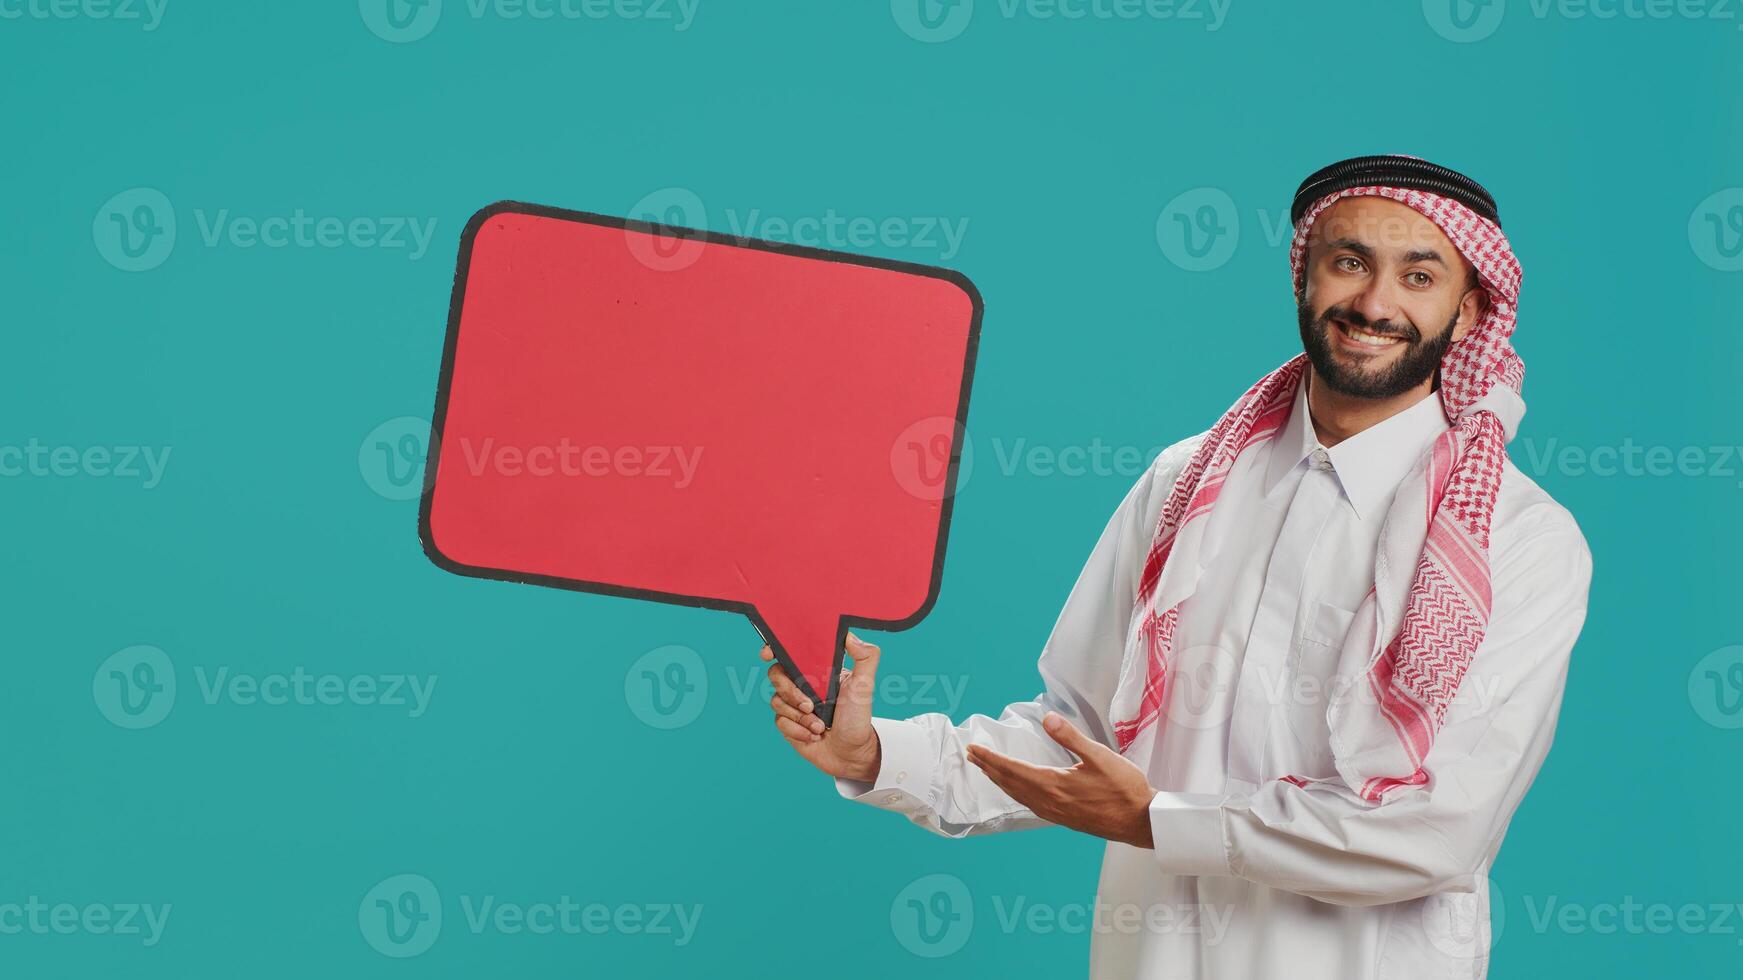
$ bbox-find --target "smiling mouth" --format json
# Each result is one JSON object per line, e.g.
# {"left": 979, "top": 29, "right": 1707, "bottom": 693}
{"left": 1332, "top": 318, "right": 1407, "bottom": 351}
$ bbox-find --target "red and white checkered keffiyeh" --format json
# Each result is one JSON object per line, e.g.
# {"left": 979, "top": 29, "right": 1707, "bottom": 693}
{"left": 1108, "top": 185, "right": 1526, "bottom": 803}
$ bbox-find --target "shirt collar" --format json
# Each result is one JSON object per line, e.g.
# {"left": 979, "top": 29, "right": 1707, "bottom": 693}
{"left": 1262, "top": 372, "right": 1452, "bottom": 521}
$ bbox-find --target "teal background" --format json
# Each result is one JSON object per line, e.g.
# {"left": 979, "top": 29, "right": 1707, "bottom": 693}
{"left": 4, "top": 1, "right": 1741, "bottom": 976}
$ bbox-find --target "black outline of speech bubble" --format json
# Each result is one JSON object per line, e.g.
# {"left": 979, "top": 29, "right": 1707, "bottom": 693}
{"left": 418, "top": 200, "right": 983, "bottom": 726}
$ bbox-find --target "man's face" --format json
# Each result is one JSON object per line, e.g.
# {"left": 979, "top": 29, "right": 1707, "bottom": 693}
{"left": 1297, "top": 197, "right": 1485, "bottom": 399}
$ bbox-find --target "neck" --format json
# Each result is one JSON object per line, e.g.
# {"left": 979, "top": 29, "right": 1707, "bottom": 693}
{"left": 1305, "top": 366, "right": 1436, "bottom": 447}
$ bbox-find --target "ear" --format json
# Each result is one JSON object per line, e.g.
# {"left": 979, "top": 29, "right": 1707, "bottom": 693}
{"left": 1452, "top": 284, "right": 1488, "bottom": 344}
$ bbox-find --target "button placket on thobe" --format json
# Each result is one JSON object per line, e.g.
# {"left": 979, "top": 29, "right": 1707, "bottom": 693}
{"left": 1225, "top": 447, "right": 1340, "bottom": 791}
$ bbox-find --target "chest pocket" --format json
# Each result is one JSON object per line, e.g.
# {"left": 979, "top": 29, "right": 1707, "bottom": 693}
{"left": 1282, "top": 600, "right": 1358, "bottom": 778}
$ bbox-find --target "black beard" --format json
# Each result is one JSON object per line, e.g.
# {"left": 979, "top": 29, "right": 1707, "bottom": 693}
{"left": 1297, "top": 297, "right": 1457, "bottom": 399}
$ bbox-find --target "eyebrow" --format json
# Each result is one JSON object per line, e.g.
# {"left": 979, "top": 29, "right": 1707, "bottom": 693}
{"left": 1325, "top": 237, "right": 1373, "bottom": 259}
{"left": 1324, "top": 238, "right": 1448, "bottom": 267}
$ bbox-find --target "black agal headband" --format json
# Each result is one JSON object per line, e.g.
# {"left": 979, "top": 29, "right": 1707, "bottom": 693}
{"left": 1291, "top": 154, "right": 1501, "bottom": 229}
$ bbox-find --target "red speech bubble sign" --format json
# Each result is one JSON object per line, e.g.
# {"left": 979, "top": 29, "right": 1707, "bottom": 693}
{"left": 420, "top": 202, "right": 982, "bottom": 723}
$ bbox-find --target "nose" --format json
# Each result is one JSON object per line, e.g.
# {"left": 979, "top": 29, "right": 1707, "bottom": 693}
{"left": 1349, "top": 274, "right": 1400, "bottom": 326}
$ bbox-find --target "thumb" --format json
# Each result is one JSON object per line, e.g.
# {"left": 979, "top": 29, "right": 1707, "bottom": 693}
{"left": 840, "top": 632, "right": 882, "bottom": 708}
{"left": 1042, "top": 711, "right": 1109, "bottom": 765}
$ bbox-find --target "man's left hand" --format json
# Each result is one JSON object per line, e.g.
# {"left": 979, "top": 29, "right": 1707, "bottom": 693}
{"left": 966, "top": 712, "right": 1157, "bottom": 849}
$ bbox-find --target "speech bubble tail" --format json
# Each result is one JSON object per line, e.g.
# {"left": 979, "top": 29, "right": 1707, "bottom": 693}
{"left": 753, "top": 605, "right": 847, "bottom": 727}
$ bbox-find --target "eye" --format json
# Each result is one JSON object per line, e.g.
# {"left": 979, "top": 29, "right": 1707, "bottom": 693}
{"left": 1333, "top": 255, "right": 1365, "bottom": 273}
{"left": 1405, "top": 270, "right": 1434, "bottom": 288}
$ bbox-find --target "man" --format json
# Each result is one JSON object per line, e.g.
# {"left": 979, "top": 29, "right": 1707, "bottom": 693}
{"left": 760, "top": 154, "right": 1593, "bottom": 978}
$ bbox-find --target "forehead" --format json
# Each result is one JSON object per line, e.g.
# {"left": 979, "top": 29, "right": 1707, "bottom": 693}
{"left": 1307, "top": 196, "right": 1458, "bottom": 258}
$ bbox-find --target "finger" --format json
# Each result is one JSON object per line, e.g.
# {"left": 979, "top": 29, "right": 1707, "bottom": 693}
{"left": 841, "top": 633, "right": 881, "bottom": 704}
{"left": 767, "top": 663, "right": 814, "bottom": 713}
{"left": 770, "top": 694, "right": 826, "bottom": 735}
{"left": 967, "top": 749, "right": 1050, "bottom": 808}
{"left": 775, "top": 715, "right": 820, "bottom": 743}
{"left": 967, "top": 744, "right": 1055, "bottom": 779}
{"left": 967, "top": 745, "right": 1058, "bottom": 793}
{"left": 1041, "top": 711, "right": 1114, "bottom": 767}
{"left": 758, "top": 645, "right": 773, "bottom": 662}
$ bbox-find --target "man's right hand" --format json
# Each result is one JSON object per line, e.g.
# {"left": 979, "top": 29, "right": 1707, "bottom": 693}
{"left": 761, "top": 632, "right": 883, "bottom": 783}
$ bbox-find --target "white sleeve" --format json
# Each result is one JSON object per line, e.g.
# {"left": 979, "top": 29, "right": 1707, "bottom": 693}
{"left": 1145, "top": 508, "right": 1594, "bottom": 907}
{"left": 833, "top": 436, "right": 1200, "bottom": 838}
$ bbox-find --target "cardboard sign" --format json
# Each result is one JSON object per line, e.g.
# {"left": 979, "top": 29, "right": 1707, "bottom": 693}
{"left": 421, "top": 202, "right": 981, "bottom": 721}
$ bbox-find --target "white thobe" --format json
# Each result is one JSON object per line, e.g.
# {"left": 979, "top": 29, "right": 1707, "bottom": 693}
{"left": 838, "top": 375, "right": 1593, "bottom": 979}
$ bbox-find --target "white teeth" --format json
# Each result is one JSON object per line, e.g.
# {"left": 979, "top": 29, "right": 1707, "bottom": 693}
{"left": 1340, "top": 322, "right": 1400, "bottom": 346}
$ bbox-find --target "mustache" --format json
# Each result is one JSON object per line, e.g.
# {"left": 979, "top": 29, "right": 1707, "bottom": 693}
{"left": 1320, "top": 306, "right": 1419, "bottom": 343}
